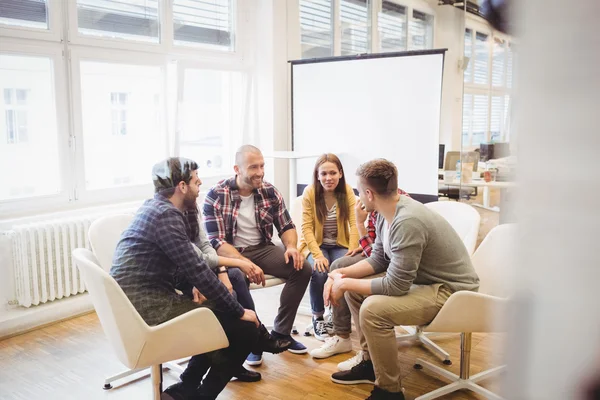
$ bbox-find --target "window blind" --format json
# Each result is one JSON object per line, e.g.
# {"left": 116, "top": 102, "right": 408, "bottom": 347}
{"left": 173, "top": 0, "right": 233, "bottom": 49}
{"left": 300, "top": 0, "right": 334, "bottom": 58}
{"left": 379, "top": 1, "right": 407, "bottom": 52}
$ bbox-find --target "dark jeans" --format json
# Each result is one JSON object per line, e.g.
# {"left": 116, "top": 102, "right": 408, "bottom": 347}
{"left": 161, "top": 300, "right": 259, "bottom": 399}
{"left": 227, "top": 267, "right": 255, "bottom": 311}
{"left": 306, "top": 245, "right": 348, "bottom": 316}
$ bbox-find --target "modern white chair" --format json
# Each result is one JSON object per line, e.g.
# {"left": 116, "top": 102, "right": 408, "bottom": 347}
{"left": 396, "top": 200, "right": 481, "bottom": 365}
{"left": 88, "top": 213, "right": 195, "bottom": 389}
{"left": 413, "top": 223, "right": 514, "bottom": 400}
{"left": 72, "top": 248, "right": 229, "bottom": 400}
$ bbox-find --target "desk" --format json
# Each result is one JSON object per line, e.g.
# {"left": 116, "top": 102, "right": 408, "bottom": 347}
{"left": 263, "top": 151, "right": 322, "bottom": 202}
{"left": 438, "top": 180, "right": 516, "bottom": 212}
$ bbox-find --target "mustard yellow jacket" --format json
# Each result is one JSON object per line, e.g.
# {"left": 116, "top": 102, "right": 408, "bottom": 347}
{"left": 298, "top": 184, "right": 359, "bottom": 259}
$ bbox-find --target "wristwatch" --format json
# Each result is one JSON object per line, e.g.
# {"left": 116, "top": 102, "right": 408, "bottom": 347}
{"left": 217, "top": 267, "right": 228, "bottom": 274}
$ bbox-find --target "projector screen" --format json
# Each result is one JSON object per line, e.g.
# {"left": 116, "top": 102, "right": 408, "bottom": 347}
{"left": 291, "top": 50, "right": 445, "bottom": 198}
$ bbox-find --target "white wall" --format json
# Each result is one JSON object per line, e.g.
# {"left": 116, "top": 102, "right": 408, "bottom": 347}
{"left": 433, "top": 5, "right": 465, "bottom": 153}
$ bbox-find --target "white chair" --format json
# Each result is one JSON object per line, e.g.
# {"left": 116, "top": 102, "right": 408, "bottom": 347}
{"left": 396, "top": 200, "right": 481, "bottom": 365}
{"left": 72, "top": 248, "right": 229, "bottom": 400}
{"left": 88, "top": 213, "right": 194, "bottom": 389}
{"left": 413, "top": 224, "right": 514, "bottom": 400}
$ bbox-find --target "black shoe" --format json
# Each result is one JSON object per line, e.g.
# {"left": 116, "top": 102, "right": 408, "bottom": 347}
{"left": 331, "top": 359, "right": 376, "bottom": 385}
{"left": 161, "top": 381, "right": 197, "bottom": 400}
{"left": 257, "top": 324, "right": 292, "bottom": 354}
{"left": 366, "top": 386, "right": 406, "bottom": 400}
{"left": 232, "top": 366, "right": 262, "bottom": 382}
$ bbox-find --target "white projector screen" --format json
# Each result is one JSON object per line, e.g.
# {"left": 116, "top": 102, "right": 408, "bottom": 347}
{"left": 291, "top": 50, "right": 445, "bottom": 199}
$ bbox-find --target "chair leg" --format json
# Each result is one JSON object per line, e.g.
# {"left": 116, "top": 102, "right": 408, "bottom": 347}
{"left": 415, "top": 333, "right": 505, "bottom": 400}
{"left": 151, "top": 364, "right": 163, "bottom": 400}
{"left": 415, "top": 358, "right": 459, "bottom": 382}
{"left": 419, "top": 335, "right": 451, "bottom": 364}
{"left": 103, "top": 367, "right": 149, "bottom": 389}
{"left": 415, "top": 381, "right": 465, "bottom": 400}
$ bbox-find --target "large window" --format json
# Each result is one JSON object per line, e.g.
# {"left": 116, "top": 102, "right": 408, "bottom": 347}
{"left": 79, "top": 61, "right": 166, "bottom": 190}
{"left": 0, "top": 54, "right": 61, "bottom": 201}
{"left": 0, "top": 0, "right": 245, "bottom": 216}
{"left": 178, "top": 68, "right": 245, "bottom": 177}
{"left": 299, "top": 0, "right": 434, "bottom": 59}
{"left": 462, "top": 26, "right": 513, "bottom": 148}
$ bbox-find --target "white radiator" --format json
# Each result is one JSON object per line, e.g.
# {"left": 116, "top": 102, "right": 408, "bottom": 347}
{"left": 6, "top": 218, "right": 95, "bottom": 307}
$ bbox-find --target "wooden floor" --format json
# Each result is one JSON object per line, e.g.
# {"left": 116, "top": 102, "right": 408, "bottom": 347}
{"left": 0, "top": 309, "right": 505, "bottom": 400}
{"left": 0, "top": 202, "right": 506, "bottom": 400}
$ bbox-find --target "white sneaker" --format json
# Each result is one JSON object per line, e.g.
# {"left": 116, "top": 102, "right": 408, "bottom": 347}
{"left": 310, "top": 336, "right": 352, "bottom": 359}
{"left": 337, "top": 350, "right": 364, "bottom": 371}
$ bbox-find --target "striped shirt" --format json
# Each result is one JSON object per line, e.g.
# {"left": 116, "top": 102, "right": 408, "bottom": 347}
{"left": 203, "top": 176, "right": 296, "bottom": 250}
{"left": 110, "top": 194, "right": 244, "bottom": 326}
{"left": 322, "top": 203, "right": 338, "bottom": 245}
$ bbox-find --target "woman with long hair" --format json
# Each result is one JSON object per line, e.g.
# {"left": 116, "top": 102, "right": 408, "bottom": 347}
{"left": 298, "top": 153, "right": 361, "bottom": 340}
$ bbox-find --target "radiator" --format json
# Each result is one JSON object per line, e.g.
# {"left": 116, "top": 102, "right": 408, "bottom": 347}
{"left": 7, "top": 218, "right": 95, "bottom": 307}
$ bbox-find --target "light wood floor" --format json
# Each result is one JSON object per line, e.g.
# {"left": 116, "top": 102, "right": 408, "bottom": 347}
{"left": 0, "top": 305, "right": 505, "bottom": 400}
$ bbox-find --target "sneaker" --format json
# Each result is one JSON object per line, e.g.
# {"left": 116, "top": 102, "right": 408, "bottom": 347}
{"left": 312, "top": 316, "right": 330, "bottom": 341}
{"left": 271, "top": 330, "right": 308, "bottom": 354}
{"left": 246, "top": 352, "right": 263, "bottom": 366}
{"left": 338, "top": 350, "right": 365, "bottom": 371}
{"left": 366, "top": 386, "right": 406, "bottom": 400}
{"left": 331, "top": 359, "right": 376, "bottom": 385}
{"left": 310, "top": 336, "right": 353, "bottom": 359}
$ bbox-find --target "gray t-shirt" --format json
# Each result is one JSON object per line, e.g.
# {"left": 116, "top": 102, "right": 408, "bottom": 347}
{"left": 368, "top": 196, "right": 480, "bottom": 296}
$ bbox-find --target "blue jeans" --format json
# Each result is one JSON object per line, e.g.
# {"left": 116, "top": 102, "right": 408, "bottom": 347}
{"left": 227, "top": 267, "right": 256, "bottom": 311}
{"left": 307, "top": 245, "right": 348, "bottom": 315}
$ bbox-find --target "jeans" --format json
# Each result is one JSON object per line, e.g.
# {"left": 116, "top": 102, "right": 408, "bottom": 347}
{"left": 307, "top": 245, "right": 349, "bottom": 316}
{"left": 227, "top": 267, "right": 256, "bottom": 311}
{"left": 159, "top": 299, "right": 259, "bottom": 399}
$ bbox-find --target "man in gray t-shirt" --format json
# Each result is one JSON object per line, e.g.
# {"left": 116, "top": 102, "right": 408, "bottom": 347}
{"left": 324, "top": 159, "right": 479, "bottom": 400}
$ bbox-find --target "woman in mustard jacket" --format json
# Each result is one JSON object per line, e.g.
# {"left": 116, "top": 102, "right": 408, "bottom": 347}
{"left": 298, "top": 153, "right": 360, "bottom": 340}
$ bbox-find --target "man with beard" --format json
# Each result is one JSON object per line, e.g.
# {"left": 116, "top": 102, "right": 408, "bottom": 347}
{"left": 203, "top": 145, "right": 312, "bottom": 365}
{"left": 111, "top": 157, "right": 290, "bottom": 400}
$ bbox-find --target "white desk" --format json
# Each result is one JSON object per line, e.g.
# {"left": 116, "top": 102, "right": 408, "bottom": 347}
{"left": 264, "top": 151, "right": 322, "bottom": 202}
{"left": 438, "top": 180, "right": 516, "bottom": 212}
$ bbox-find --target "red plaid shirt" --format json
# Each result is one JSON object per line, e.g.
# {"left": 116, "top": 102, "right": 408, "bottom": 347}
{"left": 202, "top": 177, "right": 295, "bottom": 250}
{"left": 359, "top": 188, "right": 410, "bottom": 257}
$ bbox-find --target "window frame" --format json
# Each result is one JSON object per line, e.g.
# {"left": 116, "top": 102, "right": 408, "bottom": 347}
{"left": 299, "top": 0, "right": 435, "bottom": 58}
{"left": 0, "top": 41, "right": 72, "bottom": 218}
{"left": 174, "top": 60, "right": 253, "bottom": 188}
{"left": 69, "top": 47, "right": 170, "bottom": 205}
{"left": 462, "top": 15, "right": 513, "bottom": 150}
{"left": 0, "top": 0, "right": 63, "bottom": 42}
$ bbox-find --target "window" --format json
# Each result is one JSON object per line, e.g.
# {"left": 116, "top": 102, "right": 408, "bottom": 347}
{"left": 0, "top": 0, "right": 48, "bottom": 29}
{"left": 340, "top": 0, "right": 370, "bottom": 55}
{"left": 379, "top": 1, "right": 407, "bottom": 52}
{"left": 0, "top": 0, "right": 245, "bottom": 215}
{"left": 299, "top": 0, "right": 433, "bottom": 58}
{"left": 4, "top": 89, "right": 29, "bottom": 144}
{"left": 300, "top": 0, "right": 334, "bottom": 59}
{"left": 408, "top": 9, "right": 433, "bottom": 51}
{"left": 80, "top": 61, "right": 165, "bottom": 190}
{"left": 0, "top": 54, "right": 61, "bottom": 201}
{"left": 76, "top": 0, "right": 160, "bottom": 43}
{"left": 173, "top": 0, "right": 235, "bottom": 51}
{"left": 178, "top": 69, "right": 245, "bottom": 177}
{"left": 462, "top": 27, "right": 514, "bottom": 148}
{"left": 110, "top": 92, "right": 129, "bottom": 136}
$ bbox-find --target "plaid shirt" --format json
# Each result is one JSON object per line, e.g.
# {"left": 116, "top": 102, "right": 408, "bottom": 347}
{"left": 110, "top": 194, "right": 244, "bottom": 326}
{"left": 359, "top": 188, "right": 410, "bottom": 257}
{"left": 203, "top": 177, "right": 295, "bottom": 250}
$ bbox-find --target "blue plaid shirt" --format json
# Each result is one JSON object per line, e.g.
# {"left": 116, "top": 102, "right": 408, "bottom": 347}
{"left": 110, "top": 194, "right": 244, "bottom": 326}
